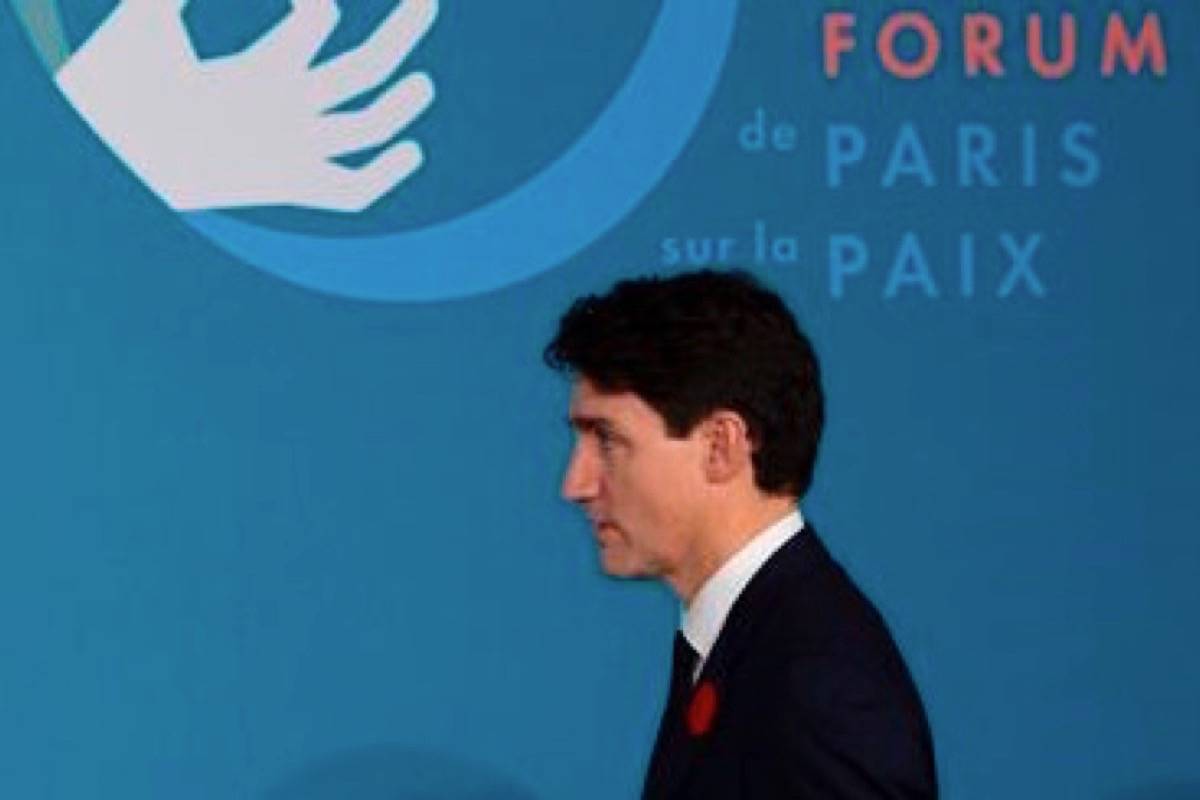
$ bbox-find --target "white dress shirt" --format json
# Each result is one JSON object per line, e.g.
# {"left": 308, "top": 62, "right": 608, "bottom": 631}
{"left": 680, "top": 508, "right": 804, "bottom": 681}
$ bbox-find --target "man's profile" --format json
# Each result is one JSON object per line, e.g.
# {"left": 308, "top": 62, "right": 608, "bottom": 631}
{"left": 545, "top": 270, "right": 937, "bottom": 798}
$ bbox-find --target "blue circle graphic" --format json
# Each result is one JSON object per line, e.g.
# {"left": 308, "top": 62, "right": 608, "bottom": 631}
{"left": 183, "top": 0, "right": 740, "bottom": 301}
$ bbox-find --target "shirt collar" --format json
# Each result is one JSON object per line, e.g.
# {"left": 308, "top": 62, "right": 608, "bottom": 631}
{"left": 680, "top": 508, "right": 804, "bottom": 662}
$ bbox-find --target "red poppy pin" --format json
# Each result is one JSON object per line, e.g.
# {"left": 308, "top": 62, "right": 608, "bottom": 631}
{"left": 685, "top": 680, "right": 719, "bottom": 737}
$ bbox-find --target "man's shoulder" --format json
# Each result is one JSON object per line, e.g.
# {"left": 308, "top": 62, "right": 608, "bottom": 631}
{"left": 739, "top": 528, "right": 925, "bottom": 706}
{"left": 766, "top": 529, "right": 895, "bottom": 645}
{"left": 690, "top": 526, "right": 939, "bottom": 798}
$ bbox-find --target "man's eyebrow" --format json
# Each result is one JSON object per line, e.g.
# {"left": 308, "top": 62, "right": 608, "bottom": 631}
{"left": 567, "top": 414, "right": 612, "bottom": 433}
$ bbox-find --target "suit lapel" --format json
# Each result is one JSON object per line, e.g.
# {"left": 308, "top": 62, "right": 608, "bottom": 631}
{"left": 646, "top": 528, "right": 830, "bottom": 800}
{"left": 643, "top": 665, "right": 702, "bottom": 799}
{"left": 701, "top": 530, "right": 829, "bottom": 683}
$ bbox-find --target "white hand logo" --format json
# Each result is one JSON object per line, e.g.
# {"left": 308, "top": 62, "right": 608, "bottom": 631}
{"left": 55, "top": 0, "right": 439, "bottom": 212}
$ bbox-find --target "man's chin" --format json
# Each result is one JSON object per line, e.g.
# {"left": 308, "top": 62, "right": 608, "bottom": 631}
{"left": 597, "top": 548, "right": 650, "bottom": 580}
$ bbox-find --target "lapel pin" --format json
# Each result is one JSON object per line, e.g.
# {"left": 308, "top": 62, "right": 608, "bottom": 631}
{"left": 685, "top": 680, "right": 719, "bottom": 737}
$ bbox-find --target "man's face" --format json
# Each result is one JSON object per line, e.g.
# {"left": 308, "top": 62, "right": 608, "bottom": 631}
{"left": 562, "top": 378, "right": 705, "bottom": 580}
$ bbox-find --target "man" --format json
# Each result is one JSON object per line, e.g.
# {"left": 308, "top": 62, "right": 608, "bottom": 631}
{"left": 545, "top": 270, "right": 937, "bottom": 799}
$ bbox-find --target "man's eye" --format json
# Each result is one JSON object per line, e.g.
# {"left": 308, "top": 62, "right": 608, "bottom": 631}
{"left": 596, "top": 429, "right": 615, "bottom": 452}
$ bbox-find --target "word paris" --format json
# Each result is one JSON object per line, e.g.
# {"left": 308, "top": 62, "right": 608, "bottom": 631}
{"left": 823, "top": 10, "right": 1167, "bottom": 79}
{"left": 741, "top": 118, "right": 1100, "bottom": 190}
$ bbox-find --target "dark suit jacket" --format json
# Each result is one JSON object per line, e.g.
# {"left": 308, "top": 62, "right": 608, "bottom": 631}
{"left": 643, "top": 528, "right": 937, "bottom": 799}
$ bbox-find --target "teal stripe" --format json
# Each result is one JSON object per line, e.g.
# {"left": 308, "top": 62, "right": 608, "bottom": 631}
{"left": 10, "top": 0, "right": 71, "bottom": 71}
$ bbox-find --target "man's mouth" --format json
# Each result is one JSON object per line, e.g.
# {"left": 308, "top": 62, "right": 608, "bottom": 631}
{"left": 591, "top": 519, "right": 617, "bottom": 539}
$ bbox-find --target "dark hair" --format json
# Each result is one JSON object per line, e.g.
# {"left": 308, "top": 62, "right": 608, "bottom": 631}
{"left": 544, "top": 270, "right": 824, "bottom": 497}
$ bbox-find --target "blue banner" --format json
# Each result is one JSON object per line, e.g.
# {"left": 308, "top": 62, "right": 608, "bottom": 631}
{"left": 1, "top": 1, "right": 1196, "bottom": 797}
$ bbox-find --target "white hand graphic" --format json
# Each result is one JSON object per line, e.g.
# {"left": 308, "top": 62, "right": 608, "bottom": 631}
{"left": 55, "top": 0, "right": 439, "bottom": 212}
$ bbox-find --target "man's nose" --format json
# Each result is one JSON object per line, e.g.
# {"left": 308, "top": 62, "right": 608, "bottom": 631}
{"left": 561, "top": 442, "right": 600, "bottom": 503}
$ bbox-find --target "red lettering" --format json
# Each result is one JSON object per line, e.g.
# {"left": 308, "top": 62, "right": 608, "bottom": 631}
{"left": 1027, "top": 14, "right": 1077, "bottom": 80}
{"left": 963, "top": 13, "right": 1004, "bottom": 77}
{"left": 878, "top": 12, "right": 941, "bottom": 80}
{"left": 1101, "top": 12, "right": 1167, "bottom": 77}
{"left": 823, "top": 13, "right": 857, "bottom": 79}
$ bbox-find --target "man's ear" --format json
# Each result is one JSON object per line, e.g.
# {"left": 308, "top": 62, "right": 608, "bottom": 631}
{"left": 701, "top": 410, "right": 754, "bottom": 485}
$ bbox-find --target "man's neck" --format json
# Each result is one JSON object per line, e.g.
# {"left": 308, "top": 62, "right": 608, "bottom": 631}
{"left": 667, "top": 496, "right": 799, "bottom": 605}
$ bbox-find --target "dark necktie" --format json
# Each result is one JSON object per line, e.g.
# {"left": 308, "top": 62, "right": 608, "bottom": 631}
{"left": 643, "top": 631, "right": 700, "bottom": 799}
{"left": 668, "top": 630, "right": 700, "bottom": 702}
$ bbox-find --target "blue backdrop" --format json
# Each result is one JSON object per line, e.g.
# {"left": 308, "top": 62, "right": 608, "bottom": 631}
{"left": 1, "top": 1, "right": 1197, "bottom": 797}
